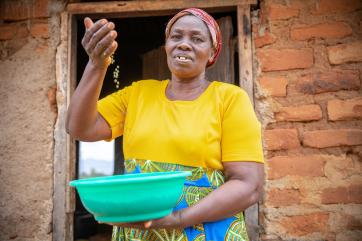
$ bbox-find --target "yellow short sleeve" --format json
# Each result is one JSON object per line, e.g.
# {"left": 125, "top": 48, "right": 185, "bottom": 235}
{"left": 221, "top": 89, "right": 264, "bottom": 163}
{"left": 97, "top": 84, "right": 133, "bottom": 140}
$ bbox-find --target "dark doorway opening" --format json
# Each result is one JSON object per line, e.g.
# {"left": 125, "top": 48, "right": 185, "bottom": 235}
{"left": 74, "top": 10, "right": 237, "bottom": 240}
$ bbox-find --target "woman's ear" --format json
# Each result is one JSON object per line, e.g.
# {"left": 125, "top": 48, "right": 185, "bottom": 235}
{"left": 208, "top": 48, "right": 215, "bottom": 64}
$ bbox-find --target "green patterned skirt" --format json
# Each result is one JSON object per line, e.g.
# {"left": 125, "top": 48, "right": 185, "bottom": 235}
{"left": 111, "top": 159, "right": 249, "bottom": 241}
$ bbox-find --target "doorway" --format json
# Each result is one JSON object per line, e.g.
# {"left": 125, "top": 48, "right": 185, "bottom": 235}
{"left": 73, "top": 11, "right": 238, "bottom": 241}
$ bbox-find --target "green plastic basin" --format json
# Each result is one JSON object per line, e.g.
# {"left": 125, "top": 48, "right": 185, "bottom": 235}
{"left": 69, "top": 171, "right": 191, "bottom": 222}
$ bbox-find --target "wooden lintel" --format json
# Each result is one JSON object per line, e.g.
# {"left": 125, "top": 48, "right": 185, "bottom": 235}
{"left": 67, "top": 0, "right": 257, "bottom": 15}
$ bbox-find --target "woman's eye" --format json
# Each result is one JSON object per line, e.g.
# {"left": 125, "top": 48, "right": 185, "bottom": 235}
{"left": 170, "top": 35, "right": 181, "bottom": 40}
{"left": 193, "top": 37, "right": 204, "bottom": 43}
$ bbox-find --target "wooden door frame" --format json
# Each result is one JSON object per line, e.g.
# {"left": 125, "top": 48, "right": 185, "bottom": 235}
{"left": 54, "top": 1, "right": 258, "bottom": 241}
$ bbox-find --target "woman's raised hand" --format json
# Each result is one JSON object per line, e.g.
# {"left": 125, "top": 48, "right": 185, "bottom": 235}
{"left": 82, "top": 17, "right": 118, "bottom": 68}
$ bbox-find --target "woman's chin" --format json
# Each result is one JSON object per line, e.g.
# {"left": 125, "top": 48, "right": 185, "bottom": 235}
{"left": 171, "top": 69, "right": 197, "bottom": 79}
{"left": 170, "top": 64, "right": 196, "bottom": 78}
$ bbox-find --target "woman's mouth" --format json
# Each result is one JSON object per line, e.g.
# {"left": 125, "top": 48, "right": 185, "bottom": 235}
{"left": 175, "top": 55, "right": 192, "bottom": 63}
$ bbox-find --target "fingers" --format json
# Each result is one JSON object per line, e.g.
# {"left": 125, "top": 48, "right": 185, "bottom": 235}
{"left": 93, "top": 30, "right": 117, "bottom": 57}
{"left": 82, "top": 18, "right": 107, "bottom": 48}
{"left": 102, "top": 41, "right": 118, "bottom": 59}
{"left": 86, "top": 22, "right": 115, "bottom": 54}
{"left": 99, "top": 221, "right": 152, "bottom": 229}
{"left": 144, "top": 221, "right": 152, "bottom": 229}
{"left": 82, "top": 18, "right": 114, "bottom": 54}
{"left": 84, "top": 17, "right": 94, "bottom": 30}
{"left": 81, "top": 18, "right": 118, "bottom": 66}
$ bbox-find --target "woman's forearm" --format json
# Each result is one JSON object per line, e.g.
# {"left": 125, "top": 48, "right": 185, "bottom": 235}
{"left": 66, "top": 18, "right": 117, "bottom": 140}
{"left": 66, "top": 60, "right": 108, "bottom": 139}
{"left": 179, "top": 178, "right": 261, "bottom": 228}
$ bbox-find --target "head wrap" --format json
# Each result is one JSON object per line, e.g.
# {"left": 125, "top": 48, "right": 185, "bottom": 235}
{"left": 165, "top": 8, "right": 222, "bottom": 67}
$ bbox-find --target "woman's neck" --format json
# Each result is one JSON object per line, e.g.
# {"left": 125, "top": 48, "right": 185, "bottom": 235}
{"left": 167, "top": 74, "right": 210, "bottom": 101}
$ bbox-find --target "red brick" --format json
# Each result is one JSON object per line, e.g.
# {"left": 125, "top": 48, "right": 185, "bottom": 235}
{"left": 32, "top": 0, "right": 49, "bottom": 18}
{"left": 336, "top": 232, "right": 362, "bottom": 241}
{"left": 0, "top": 0, "right": 49, "bottom": 21}
{"left": 333, "top": 213, "right": 362, "bottom": 231}
{"left": 30, "top": 20, "right": 49, "bottom": 39}
{"left": 275, "top": 105, "right": 322, "bottom": 122}
{"left": 346, "top": 215, "right": 362, "bottom": 230}
{"left": 280, "top": 212, "right": 329, "bottom": 236}
{"left": 328, "top": 97, "right": 362, "bottom": 121}
{"left": 47, "top": 84, "right": 57, "bottom": 114}
{"left": 254, "top": 32, "right": 276, "bottom": 48}
{"left": 19, "top": 24, "right": 29, "bottom": 39}
{"left": 0, "top": 24, "right": 16, "bottom": 40}
{"left": 312, "top": 0, "right": 362, "bottom": 15}
{"left": 327, "top": 41, "right": 362, "bottom": 65}
{"left": 0, "top": 1, "right": 30, "bottom": 21}
{"left": 266, "top": 188, "right": 301, "bottom": 207}
{"left": 303, "top": 129, "right": 362, "bottom": 148}
{"left": 256, "top": 48, "right": 313, "bottom": 72}
{"left": 259, "top": 76, "right": 288, "bottom": 97}
{"left": 267, "top": 4, "right": 300, "bottom": 20}
{"left": 35, "top": 42, "right": 48, "bottom": 54}
{"left": 267, "top": 155, "right": 326, "bottom": 180}
{"left": 294, "top": 70, "right": 360, "bottom": 94}
{"left": 264, "top": 129, "right": 300, "bottom": 151}
{"left": 0, "top": 22, "right": 29, "bottom": 40}
{"left": 321, "top": 185, "right": 362, "bottom": 204}
{"left": 291, "top": 22, "right": 352, "bottom": 40}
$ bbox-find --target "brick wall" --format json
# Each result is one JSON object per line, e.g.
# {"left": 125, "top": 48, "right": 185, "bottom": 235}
{"left": 0, "top": 0, "right": 63, "bottom": 241}
{"left": 253, "top": 0, "right": 362, "bottom": 240}
{"left": 0, "top": 0, "right": 51, "bottom": 53}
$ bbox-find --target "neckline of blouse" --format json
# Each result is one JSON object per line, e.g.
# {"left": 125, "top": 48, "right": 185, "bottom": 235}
{"left": 161, "top": 79, "right": 215, "bottom": 104}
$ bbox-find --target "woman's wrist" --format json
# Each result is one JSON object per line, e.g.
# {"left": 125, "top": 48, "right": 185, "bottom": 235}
{"left": 87, "top": 58, "right": 110, "bottom": 71}
{"left": 176, "top": 210, "right": 186, "bottom": 228}
{"left": 176, "top": 208, "right": 196, "bottom": 229}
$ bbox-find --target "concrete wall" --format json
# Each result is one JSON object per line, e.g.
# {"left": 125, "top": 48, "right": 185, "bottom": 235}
{"left": 253, "top": 0, "right": 362, "bottom": 240}
{"left": 0, "top": 0, "right": 64, "bottom": 240}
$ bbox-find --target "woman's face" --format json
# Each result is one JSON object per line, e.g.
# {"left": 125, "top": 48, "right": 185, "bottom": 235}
{"left": 165, "top": 15, "right": 214, "bottom": 79}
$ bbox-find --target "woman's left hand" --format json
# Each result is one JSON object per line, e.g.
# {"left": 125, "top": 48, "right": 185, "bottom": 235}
{"left": 100, "top": 211, "right": 183, "bottom": 229}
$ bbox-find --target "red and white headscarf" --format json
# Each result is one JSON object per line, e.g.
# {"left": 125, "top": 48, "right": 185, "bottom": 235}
{"left": 165, "top": 8, "right": 222, "bottom": 67}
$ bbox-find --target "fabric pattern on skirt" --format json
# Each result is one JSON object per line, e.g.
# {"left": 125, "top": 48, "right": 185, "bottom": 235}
{"left": 111, "top": 159, "right": 249, "bottom": 241}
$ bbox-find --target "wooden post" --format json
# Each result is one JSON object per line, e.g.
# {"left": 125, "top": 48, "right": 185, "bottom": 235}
{"left": 237, "top": 5, "right": 254, "bottom": 105}
{"left": 53, "top": 12, "right": 77, "bottom": 241}
{"left": 53, "top": 12, "right": 70, "bottom": 241}
{"left": 66, "top": 13, "right": 78, "bottom": 241}
{"left": 237, "top": 5, "right": 259, "bottom": 241}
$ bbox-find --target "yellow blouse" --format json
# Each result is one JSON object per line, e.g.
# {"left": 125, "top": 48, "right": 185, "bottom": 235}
{"left": 97, "top": 79, "right": 264, "bottom": 170}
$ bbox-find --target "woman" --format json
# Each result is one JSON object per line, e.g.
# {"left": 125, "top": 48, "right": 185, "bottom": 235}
{"left": 66, "top": 8, "right": 264, "bottom": 241}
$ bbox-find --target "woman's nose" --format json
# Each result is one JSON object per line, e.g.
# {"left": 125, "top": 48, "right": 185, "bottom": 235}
{"left": 177, "top": 40, "right": 191, "bottom": 50}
